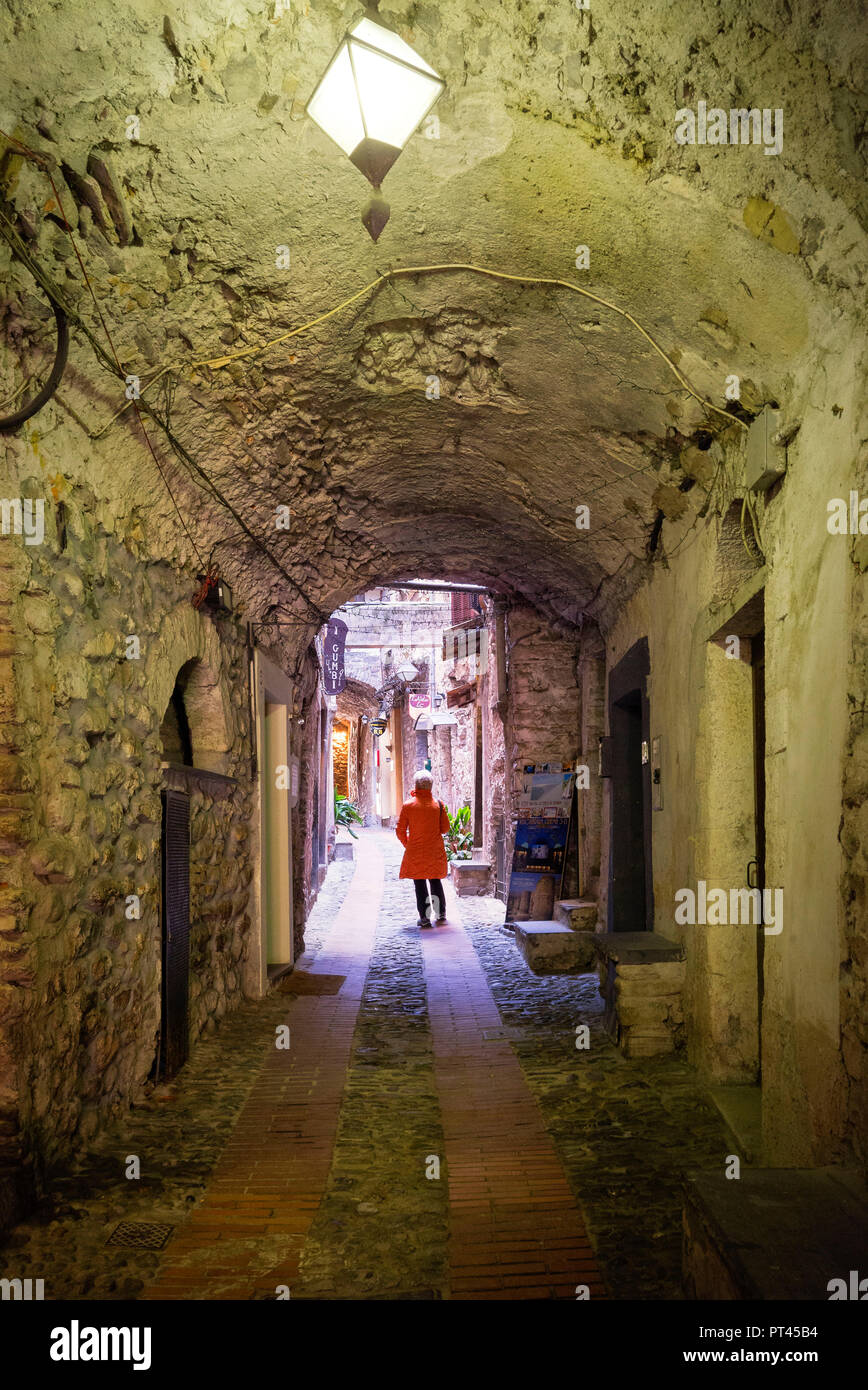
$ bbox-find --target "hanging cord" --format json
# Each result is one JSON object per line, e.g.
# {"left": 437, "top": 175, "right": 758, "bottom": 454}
{"left": 740, "top": 491, "right": 765, "bottom": 562}
{"left": 0, "top": 284, "right": 68, "bottom": 431}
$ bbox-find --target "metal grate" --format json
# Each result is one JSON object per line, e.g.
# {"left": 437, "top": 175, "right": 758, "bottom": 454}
{"left": 277, "top": 972, "right": 346, "bottom": 996}
{"left": 106, "top": 1221, "right": 174, "bottom": 1250}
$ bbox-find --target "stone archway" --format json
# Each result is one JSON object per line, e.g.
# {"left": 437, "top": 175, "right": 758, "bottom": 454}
{"left": 148, "top": 606, "right": 235, "bottom": 777}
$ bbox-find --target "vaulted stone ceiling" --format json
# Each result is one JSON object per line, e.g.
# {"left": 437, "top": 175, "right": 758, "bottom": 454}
{"left": 1, "top": 0, "right": 864, "bottom": 649}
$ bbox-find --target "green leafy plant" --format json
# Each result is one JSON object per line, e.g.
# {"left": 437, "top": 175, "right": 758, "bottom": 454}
{"left": 334, "top": 794, "right": 363, "bottom": 839}
{"left": 444, "top": 803, "right": 473, "bottom": 861}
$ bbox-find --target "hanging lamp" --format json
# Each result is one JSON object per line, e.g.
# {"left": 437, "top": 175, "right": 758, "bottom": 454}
{"left": 306, "top": 10, "right": 445, "bottom": 241}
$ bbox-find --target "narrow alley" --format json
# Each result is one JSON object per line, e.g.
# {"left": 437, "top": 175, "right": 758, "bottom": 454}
{"left": 0, "top": 0, "right": 865, "bottom": 1359}
{"left": 2, "top": 831, "right": 731, "bottom": 1301}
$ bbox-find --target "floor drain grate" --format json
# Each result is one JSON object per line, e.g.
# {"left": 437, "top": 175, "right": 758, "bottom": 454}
{"left": 106, "top": 1221, "right": 175, "bottom": 1250}
{"left": 277, "top": 972, "right": 346, "bottom": 996}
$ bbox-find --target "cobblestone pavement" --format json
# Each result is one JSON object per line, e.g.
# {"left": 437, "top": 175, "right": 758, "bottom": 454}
{"left": 461, "top": 904, "right": 731, "bottom": 1299}
{"left": 0, "top": 861, "right": 354, "bottom": 1300}
{"left": 0, "top": 830, "right": 730, "bottom": 1300}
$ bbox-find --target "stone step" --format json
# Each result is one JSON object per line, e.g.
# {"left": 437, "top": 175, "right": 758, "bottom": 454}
{"left": 333, "top": 829, "right": 355, "bottom": 861}
{"left": 683, "top": 1168, "right": 868, "bottom": 1300}
{"left": 553, "top": 898, "right": 597, "bottom": 930}
{"left": 451, "top": 859, "right": 492, "bottom": 897}
{"left": 513, "top": 922, "right": 597, "bottom": 974}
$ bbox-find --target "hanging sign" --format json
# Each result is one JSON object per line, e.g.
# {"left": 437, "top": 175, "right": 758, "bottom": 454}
{"left": 408, "top": 693, "right": 431, "bottom": 713}
{"left": 323, "top": 617, "right": 348, "bottom": 695}
{"left": 370, "top": 717, "right": 387, "bottom": 737}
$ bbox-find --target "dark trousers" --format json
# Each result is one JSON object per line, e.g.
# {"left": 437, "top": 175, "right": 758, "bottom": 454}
{"left": 413, "top": 878, "right": 445, "bottom": 920}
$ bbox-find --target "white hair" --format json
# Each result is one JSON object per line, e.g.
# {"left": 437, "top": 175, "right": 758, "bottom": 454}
{"left": 414, "top": 769, "right": 434, "bottom": 790}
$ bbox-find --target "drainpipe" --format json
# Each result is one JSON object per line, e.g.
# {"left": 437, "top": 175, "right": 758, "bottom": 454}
{"left": 246, "top": 621, "right": 258, "bottom": 780}
{"left": 493, "top": 598, "right": 508, "bottom": 709}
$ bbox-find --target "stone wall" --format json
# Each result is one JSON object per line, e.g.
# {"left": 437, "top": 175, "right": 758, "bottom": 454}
{"left": 0, "top": 473, "right": 254, "bottom": 1192}
{"left": 501, "top": 600, "right": 583, "bottom": 894}
{"left": 332, "top": 721, "right": 349, "bottom": 798}
{"left": 479, "top": 608, "right": 507, "bottom": 893}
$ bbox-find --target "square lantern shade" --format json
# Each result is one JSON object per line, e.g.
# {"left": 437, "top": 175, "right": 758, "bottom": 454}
{"left": 306, "top": 17, "right": 445, "bottom": 188}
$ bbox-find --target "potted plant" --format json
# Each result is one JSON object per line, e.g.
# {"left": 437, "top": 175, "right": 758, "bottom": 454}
{"left": 443, "top": 804, "right": 473, "bottom": 861}
{"left": 334, "top": 793, "right": 364, "bottom": 838}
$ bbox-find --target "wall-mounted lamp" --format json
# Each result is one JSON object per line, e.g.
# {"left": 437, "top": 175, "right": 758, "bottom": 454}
{"left": 195, "top": 573, "right": 233, "bottom": 616}
{"left": 306, "top": 13, "right": 445, "bottom": 240}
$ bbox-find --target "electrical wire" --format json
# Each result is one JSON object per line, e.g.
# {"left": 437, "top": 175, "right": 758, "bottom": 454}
{"left": 186, "top": 263, "right": 748, "bottom": 433}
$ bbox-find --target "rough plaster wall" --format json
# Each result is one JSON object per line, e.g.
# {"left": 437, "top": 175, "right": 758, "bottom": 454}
{"left": 447, "top": 702, "right": 475, "bottom": 816}
{"left": 604, "top": 319, "right": 866, "bottom": 1166}
{"left": 0, "top": 469, "right": 254, "bottom": 1177}
{"left": 481, "top": 662, "right": 507, "bottom": 882}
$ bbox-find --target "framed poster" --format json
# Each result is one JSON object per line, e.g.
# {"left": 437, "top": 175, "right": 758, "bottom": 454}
{"left": 506, "top": 814, "right": 570, "bottom": 921}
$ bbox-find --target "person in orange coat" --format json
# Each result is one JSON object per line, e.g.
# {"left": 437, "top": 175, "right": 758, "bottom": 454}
{"left": 396, "top": 769, "right": 450, "bottom": 927}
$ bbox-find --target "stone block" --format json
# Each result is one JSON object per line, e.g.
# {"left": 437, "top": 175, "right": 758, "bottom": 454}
{"left": 514, "top": 922, "right": 597, "bottom": 974}
{"left": 451, "top": 860, "right": 493, "bottom": 897}
{"left": 553, "top": 897, "right": 597, "bottom": 930}
{"left": 617, "top": 960, "right": 686, "bottom": 986}
{"left": 683, "top": 1169, "right": 868, "bottom": 1300}
{"left": 621, "top": 1025, "right": 676, "bottom": 1058}
{"left": 614, "top": 970, "right": 684, "bottom": 998}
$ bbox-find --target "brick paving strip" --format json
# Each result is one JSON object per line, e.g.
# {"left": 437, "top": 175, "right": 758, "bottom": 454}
{"left": 292, "top": 833, "right": 449, "bottom": 1299}
{"left": 421, "top": 889, "right": 607, "bottom": 1300}
{"left": 143, "top": 837, "right": 383, "bottom": 1300}
{"left": 461, "top": 903, "right": 731, "bottom": 1299}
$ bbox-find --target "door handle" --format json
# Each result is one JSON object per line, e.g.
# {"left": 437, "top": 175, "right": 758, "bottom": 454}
{"left": 747, "top": 859, "right": 759, "bottom": 889}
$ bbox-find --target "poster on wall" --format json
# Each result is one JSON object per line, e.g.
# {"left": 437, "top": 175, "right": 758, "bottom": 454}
{"left": 506, "top": 813, "right": 570, "bottom": 922}
{"left": 518, "top": 763, "right": 574, "bottom": 808}
{"left": 323, "top": 617, "right": 348, "bottom": 695}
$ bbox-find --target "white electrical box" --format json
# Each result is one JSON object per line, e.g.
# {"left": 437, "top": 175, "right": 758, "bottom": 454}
{"left": 746, "top": 406, "right": 786, "bottom": 492}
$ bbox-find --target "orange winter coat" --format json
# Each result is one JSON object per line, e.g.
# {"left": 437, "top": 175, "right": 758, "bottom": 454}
{"left": 396, "top": 789, "right": 450, "bottom": 879}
